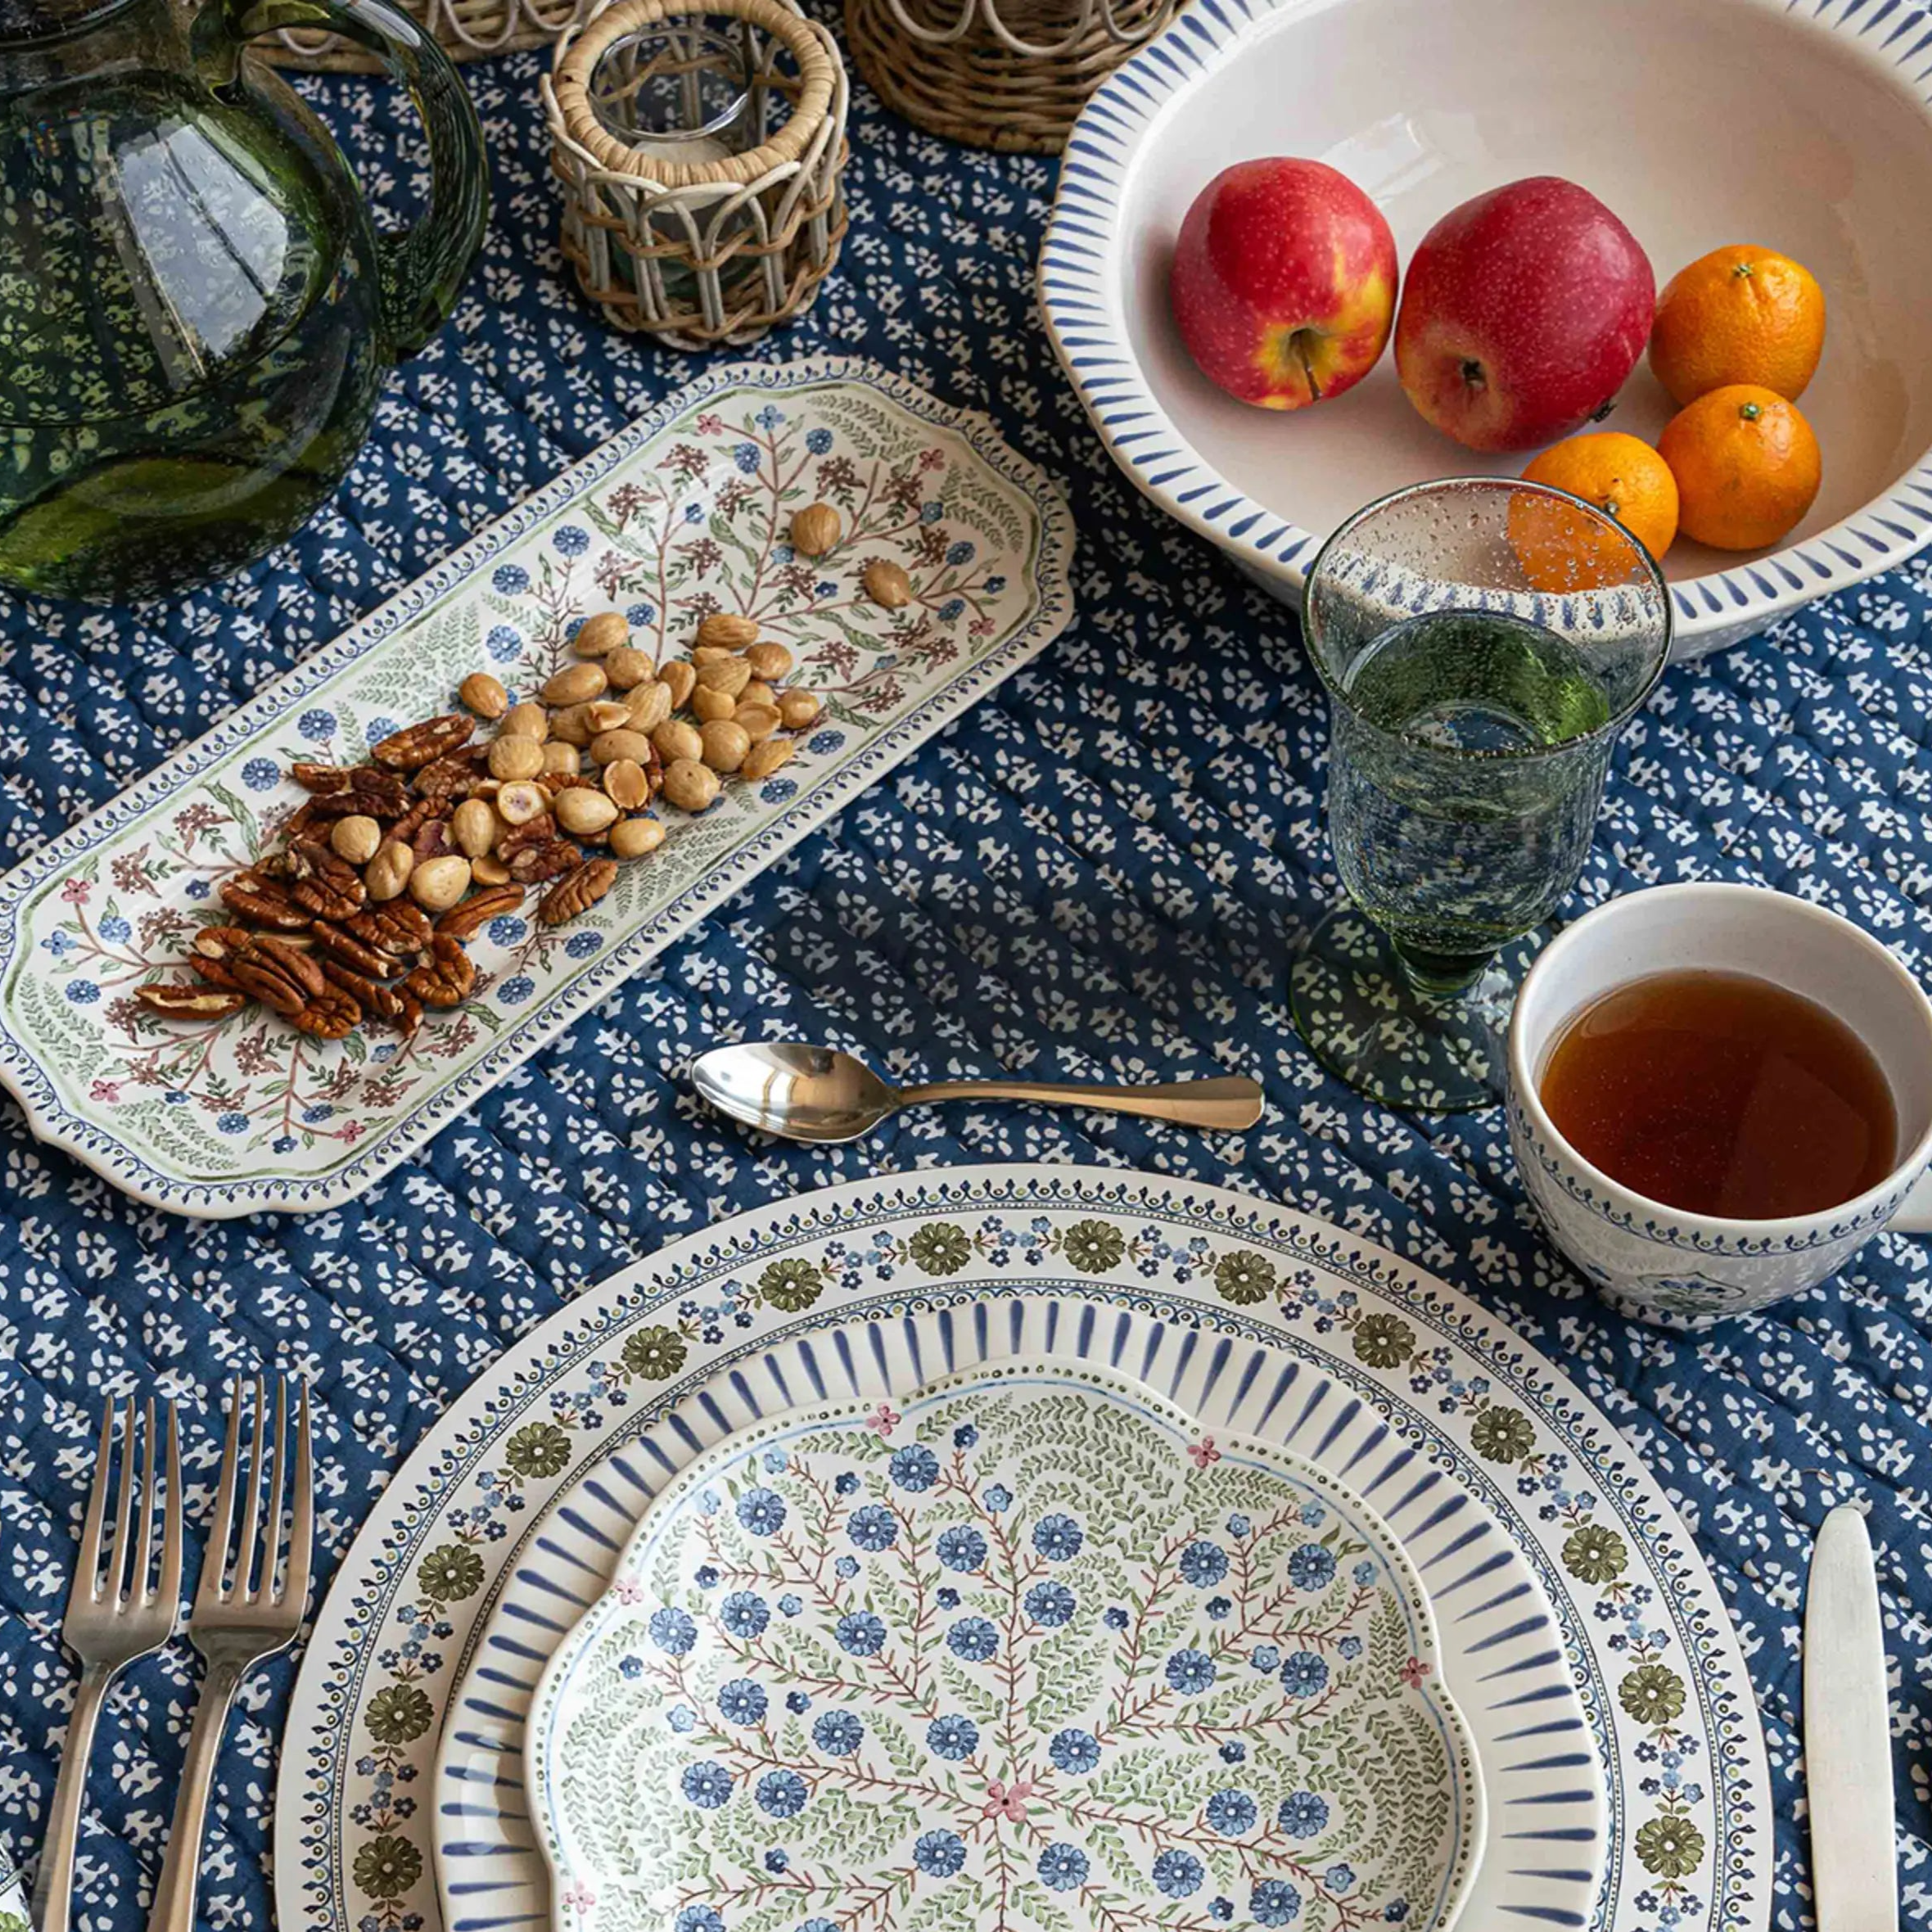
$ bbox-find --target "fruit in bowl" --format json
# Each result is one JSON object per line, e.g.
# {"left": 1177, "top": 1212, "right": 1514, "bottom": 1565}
{"left": 1511, "top": 431, "right": 1680, "bottom": 585}
{"left": 1649, "top": 243, "right": 1826, "bottom": 406}
{"left": 1659, "top": 384, "right": 1821, "bottom": 550}
{"left": 1394, "top": 177, "right": 1653, "bottom": 453}
{"left": 1169, "top": 158, "right": 1397, "bottom": 410}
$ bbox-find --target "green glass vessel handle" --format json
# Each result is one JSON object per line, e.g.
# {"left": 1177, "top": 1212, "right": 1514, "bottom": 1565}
{"left": 192, "top": 0, "right": 489, "bottom": 359}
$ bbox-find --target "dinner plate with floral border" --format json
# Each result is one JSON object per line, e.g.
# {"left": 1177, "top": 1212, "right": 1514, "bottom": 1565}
{"left": 525, "top": 1356, "right": 1486, "bottom": 1932}
{"left": 431, "top": 1322, "right": 1587, "bottom": 1932}
{"left": 278, "top": 1166, "right": 1766, "bottom": 1932}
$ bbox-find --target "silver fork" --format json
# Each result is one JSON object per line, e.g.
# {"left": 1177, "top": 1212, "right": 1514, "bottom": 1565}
{"left": 147, "top": 1375, "right": 313, "bottom": 1932}
{"left": 34, "top": 1396, "right": 182, "bottom": 1932}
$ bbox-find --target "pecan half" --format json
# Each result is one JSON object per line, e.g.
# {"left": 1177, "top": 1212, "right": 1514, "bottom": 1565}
{"left": 496, "top": 815, "right": 557, "bottom": 860}
{"left": 508, "top": 837, "right": 582, "bottom": 884}
{"left": 404, "top": 934, "right": 476, "bottom": 1009}
{"left": 308, "top": 770, "right": 409, "bottom": 820}
{"left": 188, "top": 955, "right": 246, "bottom": 993}
{"left": 387, "top": 797, "right": 442, "bottom": 847}
{"left": 219, "top": 870, "right": 312, "bottom": 932}
{"left": 322, "top": 959, "right": 402, "bottom": 1022}
{"left": 192, "top": 923, "right": 257, "bottom": 963}
{"left": 309, "top": 919, "right": 398, "bottom": 978}
{"left": 372, "top": 713, "right": 474, "bottom": 771}
{"left": 291, "top": 985, "right": 361, "bottom": 1040}
{"left": 415, "top": 747, "right": 488, "bottom": 801}
{"left": 230, "top": 936, "right": 326, "bottom": 1016}
{"left": 291, "top": 761, "right": 353, "bottom": 793}
{"left": 436, "top": 883, "right": 525, "bottom": 941}
{"left": 539, "top": 858, "right": 617, "bottom": 926}
{"left": 136, "top": 980, "right": 247, "bottom": 1020}
{"left": 287, "top": 838, "right": 367, "bottom": 921}
{"left": 349, "top": 901, "right": 433, "bottom": 958}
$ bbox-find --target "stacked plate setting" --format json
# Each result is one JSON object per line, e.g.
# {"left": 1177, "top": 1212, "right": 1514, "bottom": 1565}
{"left": 280, "top": 1169, "right": 1769, "bottom": 1932}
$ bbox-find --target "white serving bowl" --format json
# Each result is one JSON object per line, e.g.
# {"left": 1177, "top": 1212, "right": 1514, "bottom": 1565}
{"left": 1040, "top": 0, "right": 1932, "bottom": 659}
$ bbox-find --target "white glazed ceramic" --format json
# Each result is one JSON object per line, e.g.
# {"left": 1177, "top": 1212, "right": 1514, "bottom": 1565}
{"left": 0, "top": 358, "right": 1072, "bottom": 1217}
{"left": 284, "top": 1170, "right": 1767, "bottom": 1932}
{"left": 526, "top": 1357, "right": 1485, "bottom": 1932}
{"left": 1038, "top": 0, "right": 1932, "bottom": 660}
{"left": 433, "top": 1324, "right": 1599, "bottom": 1932}
{"left": 1508, "top": 882, "right": 1932, "bottom": 1321}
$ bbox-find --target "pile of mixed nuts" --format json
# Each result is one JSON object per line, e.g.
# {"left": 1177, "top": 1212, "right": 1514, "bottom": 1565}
{"left": 138, "top": 607, "right": 825, "bottom": 1041}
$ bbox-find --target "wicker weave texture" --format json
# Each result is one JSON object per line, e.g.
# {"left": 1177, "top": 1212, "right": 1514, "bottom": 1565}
{"left": 262, "top": 0, "right": 597, "bottom": 70}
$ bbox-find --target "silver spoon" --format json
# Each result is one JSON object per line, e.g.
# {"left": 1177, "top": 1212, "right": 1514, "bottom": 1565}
{"left": 690, "top": 1041, "right": 1265, "bottom": 1144}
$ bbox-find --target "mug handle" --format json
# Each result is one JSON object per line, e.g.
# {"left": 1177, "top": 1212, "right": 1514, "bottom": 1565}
{"left": 192, "top": 0, "right": 490, "bottom": 360}
{"left": 1890, "top": 1168, "right": 1932, "bottom": 1234}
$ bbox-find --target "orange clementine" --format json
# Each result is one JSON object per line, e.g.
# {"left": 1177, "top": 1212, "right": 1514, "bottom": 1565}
{"left": 1648, "top": 244, "right": 1826, "bottom": 405}
{"left": 1657, "top": 384, "right": 1821, "bottom": 550}
{"left": 1510, "top": 432, "right": 1679, "bottom": 589}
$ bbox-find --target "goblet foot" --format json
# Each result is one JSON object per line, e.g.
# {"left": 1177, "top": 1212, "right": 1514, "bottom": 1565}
{"left": 1289, "top": 904, "right": 1537, "bottom": 1112}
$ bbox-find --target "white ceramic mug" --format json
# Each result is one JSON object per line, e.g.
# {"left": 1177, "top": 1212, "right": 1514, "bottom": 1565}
{"left": 1507, "top": 882, "right": 1932, "bottom": 1323}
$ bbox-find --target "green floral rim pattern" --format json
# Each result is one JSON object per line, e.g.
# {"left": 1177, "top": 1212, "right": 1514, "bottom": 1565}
{"left": 278, "top": 1168, "right": 1766, "bottom": 1932}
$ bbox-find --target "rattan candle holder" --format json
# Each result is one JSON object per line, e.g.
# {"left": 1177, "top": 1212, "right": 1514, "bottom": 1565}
{"left": 543, "top": 0, "right": 849, "bottom": 348}
{"left": 844, "top": 0, "right": 1182, "bottom": 152}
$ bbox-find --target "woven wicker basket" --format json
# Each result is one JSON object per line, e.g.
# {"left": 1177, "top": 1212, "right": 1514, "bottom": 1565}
{"left": 543, "top": 0, "right": 848, "bottom": 348}
{"left": 262, "top": 0, "right": 597, "bottom": 70}
{"left": 844, "top": 0, "right": 1181, "bottom": 152}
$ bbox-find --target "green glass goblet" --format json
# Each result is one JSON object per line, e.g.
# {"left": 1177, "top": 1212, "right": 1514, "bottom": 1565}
{"left": 1293, "top": 475, "right": 1672, "bottom": 1112}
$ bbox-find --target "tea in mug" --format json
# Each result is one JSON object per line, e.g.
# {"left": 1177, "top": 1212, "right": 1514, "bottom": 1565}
{"left": 1538, "top": 968, "right": 1898, "bottom": 1219}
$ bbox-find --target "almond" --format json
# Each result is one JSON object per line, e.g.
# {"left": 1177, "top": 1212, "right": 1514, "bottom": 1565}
{"left": 695, "top": 612, "right": 759, "bottom": 652}
{"left": 573, "top": 612, "right": 628, "bottom": 658}
{"left": 790, "top": 503, "right": 841, "bottom": 557}
{"left": 863, "top": 559, "right": 913, "bottom": 608}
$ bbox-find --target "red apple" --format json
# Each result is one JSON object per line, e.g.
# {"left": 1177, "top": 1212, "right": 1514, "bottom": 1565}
{"left": 1169, "top": 159, "right": 1398, "bottom": 410}
{"left": 1394, "top": 177, "right": 1654, "bottom": 452}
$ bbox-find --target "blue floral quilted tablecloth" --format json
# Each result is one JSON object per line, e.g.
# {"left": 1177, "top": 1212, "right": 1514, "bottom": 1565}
{"left": 0, "top": 33, "right": 1926, "bottom": 1932}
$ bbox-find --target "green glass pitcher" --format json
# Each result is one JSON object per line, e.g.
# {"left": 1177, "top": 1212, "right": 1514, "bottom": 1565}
{"left": 0, "top": 0, "right": 488, "bottom": 601}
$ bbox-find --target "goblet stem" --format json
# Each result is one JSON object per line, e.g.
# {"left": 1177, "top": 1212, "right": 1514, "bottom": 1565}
{"left": 1390, "top": 939, "right": 1496, "bottom": 1002}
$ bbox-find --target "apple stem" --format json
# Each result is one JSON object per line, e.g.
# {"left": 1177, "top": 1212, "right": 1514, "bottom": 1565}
{"left": 1289, "top": 328, "right": 1324, "bottom": 402}
{"left": 1459, "top": 358, "right": 1486, "bottom": 391}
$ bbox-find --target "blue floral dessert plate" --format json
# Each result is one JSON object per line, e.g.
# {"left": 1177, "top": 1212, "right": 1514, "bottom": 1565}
{"left": 525, "top": 1355, "right": 1485, "bottom": 1932}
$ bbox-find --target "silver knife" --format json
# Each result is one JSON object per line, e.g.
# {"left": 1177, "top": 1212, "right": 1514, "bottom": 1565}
{"left": 1805, "top": 1503, "right": 1897, "bottom": 1932}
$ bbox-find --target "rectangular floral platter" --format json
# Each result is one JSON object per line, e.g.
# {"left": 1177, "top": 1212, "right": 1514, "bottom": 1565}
{"left": 0, "top": 358, "right": 1074, "bottom": 1217}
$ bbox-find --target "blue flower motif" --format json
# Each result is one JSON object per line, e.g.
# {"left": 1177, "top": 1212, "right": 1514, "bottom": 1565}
{"left": 952, "top": 1424, "right": 978, "bottom": 1447}
{"left": 937, "top": 1527, "right": 986, "bottom": 1572}
{"left": 756, "top": 1769, "right": 807, "bottom": 1817}
{"left": 785, "top": 1690, "right": 810, "bottom": 1713}
{"left": 498, "top": 975, "right": 535, "bottom": 1005}
{"left": 303, "top": 1104, "right": 334, "bottom": 1123}
{"left": 1253, "top": 1645, "right": 1281, "bottom": 1672}
{"left": 985, "top": 575, "right": 1006, "bottom": 594}
{"left": 982, "top": 1483, "right": 1013, "bottom": 1511}
{"left": 936, "top": 1585, "right": 959, "bottom": 1609}
{"left": 626, "top": 603, "right": 657, "bottom": 626}
{"left": 1280, "top": 1651, "right": 1329, "bottom": 1697}
{"left": 762, "top": 1449, "right": 788, "bottom": 1473}
{"left": 1299, "top": 1501, "right": 1328, "bottom": 1527}
{"left": 926, "top": 1714, "right": 978, "bottom": 1759}
{"left": 806, "top": 729, "right": 845, "bottom": 755}
{"left": 945, "top": 539, "right": 975, "bottom": 567}
{"left": 1218, "top": 1740, "right": 1246, "bottom": 1764}
{"left": 806, "top": 427, "right": 833, "bottom": 454}
{"left": 1033, "top": 1514, "right": 1082, "bottom": 1560}
{"left": 1289, "top": 1544, "right": 1337, "bottom": 1591}
{"left": 1024, "top": 1581, "right": 1076, "bottom": 1627}
{"left": 1048, "top": 1728, "right": 1100, "bottom": 1772}
{"left": 1179, "top": 1541, "right": 1229, "bottom": 1587}
{"left": 553, "top": 524, "right": 589, "bottom": 556}
{"left": 1209, "top": 1900, "right": 1234, "bottom": 1923}
{"left": 694, "top": 1566, "right": 719, "bottom": 1588}
{"left": 919, "top": 501, "right": 944, "bottom": 522}
{"left": 939, "top": 598, "right": 965, "bottom": 623}
{"left": 1324, "top": 1865, "right": 1355, "bottom": 1893}
{"left": 833, "top": 1555, "right": 860, "bottom": 1579}
{"left": 1251, "top": 1880, "right": 1302, "bottom": 1926}
{"left": 913, "top": 1831, "right": 966, "bottom": 1877}
{"left": 41, "top": 933, "right": 70, "bottom": 959}
{"left": 812, "top": 1710, "right": 864, "bottom": 1755}
{"left": 737, "top": 1487, "right": 787, "bottom": 1535}
{"left": 65, "top": 979, "right": 100, "bottom": 1005}
{"left": 273, "top": 1135, "right": 296, "bottom": 1154}
{"left": 779, "top": 1594, "right": 801, "bottom": 1617}
{"left": 847, "top": 1504, "right": 896, "bottom": 1551}
{"left": 1164, "top": 1649, "right": 1216, "bottom": 1695}
{"left": 733, "top": 442, "right": 761, "bottom": 473}
{"left": 675, "top": 1909, "right": 723, "bottom": 1932}
{"left": 889, "top": 1444, "right": 940, "bottom": 1491}
{"left": 1152, "top": 1850, "right": 1203, "bottom": 1897}
{"left": 617, "top": 1654, "right": 643, "bottom": 1681}
{"left": 679, "top": 1762, "right": 732, "bottom": 1808}
{"left": 720, "top": 1591, "right": 769, "bottom": 1638}
{"left": 566, "top": 931, "right": 602, "bottom": 959}
{"left": 833, "top": 1472, "right": 860, "bottom": 1495}
{"left": 1103, "top": 1605, "right": 1130, "bottom": 1629}
{"left": 716, "top": 1677, "right": 767, "bottom": 1725}
{"left": 487, "top": 915, "right": 526, "bottom": 946}
{"left": 1226, "top": 1513, "right": 1253, "bottom": 1539}
{"left": 1206, "top": 1790, "right": 1257, "bottom": 1836}
{"left": 364, "top": 715, "right": 399, "bottom": 746}
{"left": 650, "top": 1607, "right": 697, "bottom": 1653}
{"left": 216, "top": 1111, "right": 247, "bottom": 1134}
{"left": 486, "top": 624, "right": 523, "bottom": 663}
{"left": 1337, "top": 1636, "right": 1362, "bottom": 1660}
{"left": 666, "top": 1704, "right": 696, "bottom": 1733}
{"left": 491, "top": 563, "right": 530, "bottom": 594}
{"left": 1353, "top": 1560, "right": 1378, "bottom": 1585}
{"left": 164, "top": 1090, "right": 187, "bottom": 1105}
{"left": 755, "top": 404, "right": 784, "bottom": 430}
{"left": 1038, "top": 1846, "right": 1089, "bottom": 1892}
{"left": 299, "top": 706, "right": 337, "bottom": 739}
{"left": 684, "top": 503, "right": 703, "bottom": 523}
{"left": 836, "top": 1611, "right": 887, "bottom": 1655}
{"left": 183, "top": 880, "right": 210, "bottom": 901}
{"left": 1385, "top": 1905, "right": 1409, "bottom": 1924}
{"left": 764, "top": 1850, "right": 788, "bottom": 1873}
{"left": 1205, "top": 1595, "right": 1232, "bottom": 1620}
{"left": 947, "top": 1617, "right": 998, "bottom": 1662}
{"left": 761, "top": 778, "right": 799, "bottom": 805}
